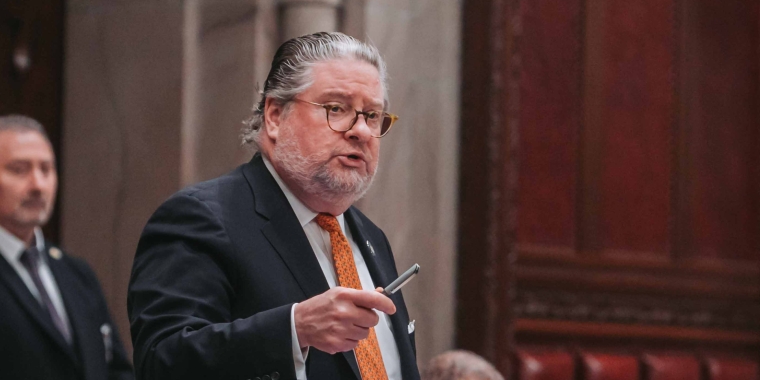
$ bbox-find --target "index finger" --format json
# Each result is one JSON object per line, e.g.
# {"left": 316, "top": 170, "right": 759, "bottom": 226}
{"left": 349, "top": 289, "right": 397, "bottom": 315}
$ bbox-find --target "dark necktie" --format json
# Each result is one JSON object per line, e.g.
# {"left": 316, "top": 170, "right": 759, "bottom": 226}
{"left": 19, "top": 246, "right": 72, "bottom": 344}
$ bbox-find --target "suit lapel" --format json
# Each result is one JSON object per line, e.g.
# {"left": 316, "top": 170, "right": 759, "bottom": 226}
{"left": 244, "top": 155, "right": 362, "bottom": 379}
{"left": 346, "top": 208, "right": 420, "bottom": 380}
{"left": 245, "top": 154, "right": 420, "bottom": 380}
{"left": 46, "top": 245, "right": 94, "bottom": 378}
{"left": 341, "top": 350, "right": 361, "bottom": 380}
{"left": 345, "top": 209, "right": 391, "bottom": 289}
{"left": 0, "top": 246, "right": 79, "bottom": 365}
{"left": 243, "top": 154, "right": 330, "bottom": 300}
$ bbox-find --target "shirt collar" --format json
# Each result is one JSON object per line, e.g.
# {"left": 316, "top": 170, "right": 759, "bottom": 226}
{"left": 0, "top": 225, "right": 45, "bottom": 263}
{"left": 261, "top": 154, "right": 346, "bottom": 231}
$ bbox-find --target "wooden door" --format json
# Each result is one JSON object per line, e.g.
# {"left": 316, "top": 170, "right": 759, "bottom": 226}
{"left": 457, "top": 0, "right": 760, "bottom": 377}
{"left": 0, "top": 0, "right": 65, "bottom": 241}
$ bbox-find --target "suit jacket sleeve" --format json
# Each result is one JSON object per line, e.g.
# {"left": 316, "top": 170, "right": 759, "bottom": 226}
{"left": 128, "top": 192, "right": 295, "bottom": 380}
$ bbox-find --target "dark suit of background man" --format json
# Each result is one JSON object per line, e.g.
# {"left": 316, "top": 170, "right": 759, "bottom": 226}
{"left": 128, "top": 32, "right": 420, "bottom": 380}
{"left": 0, "top": 115, "right": 133, "bottom": 380}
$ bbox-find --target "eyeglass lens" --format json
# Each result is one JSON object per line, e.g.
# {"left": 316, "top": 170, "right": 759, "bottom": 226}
{"left": 327, "top": 110, "right": 393, "bottom": 137}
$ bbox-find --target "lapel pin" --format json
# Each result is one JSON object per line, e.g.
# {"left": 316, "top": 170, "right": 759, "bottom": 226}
{"left": 366, "top": 240, "right": 375, "bottom": 256}
{"left": 49, "top": 247, "right": 63, "bottom": 260}
{"left": 101, "top": 323, "right": 113, "bottom": 363}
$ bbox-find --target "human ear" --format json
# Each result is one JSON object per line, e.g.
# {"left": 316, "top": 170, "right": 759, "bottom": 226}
{"left": 264, "top": 97, "right": 283, "bottom": 141}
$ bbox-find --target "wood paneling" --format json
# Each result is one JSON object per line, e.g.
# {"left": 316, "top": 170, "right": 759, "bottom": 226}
{"left": 679, "top": 0, "right": 760, "bottom": 261}
{"left": 0, "top": 0, "right": 65, "bottom": 242}
{"left": 457, "top": 0, "right": 515, "bottom": 373}
{"left": 516, "top": 0, "right": 582, "bottom": 251}
{"left": 582, "top": 0, "right": 674, "bottom": 256}
{"left": 458, "top": 0, "right": 760, "bottom": 372}
{"left": 516, "top": 319, "right": 760, "bottom": 347}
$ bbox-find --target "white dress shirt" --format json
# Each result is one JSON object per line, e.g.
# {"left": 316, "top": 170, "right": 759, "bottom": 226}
{"left": 0, "top": 226, "right": 72, "bottom": 334}
{"left": 262, "top": 156, "right": 402, "bottom": 380}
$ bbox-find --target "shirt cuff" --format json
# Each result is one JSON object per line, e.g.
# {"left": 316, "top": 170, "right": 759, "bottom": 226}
{"left": 291, "top": 303, "right": 309, "bottom": 380}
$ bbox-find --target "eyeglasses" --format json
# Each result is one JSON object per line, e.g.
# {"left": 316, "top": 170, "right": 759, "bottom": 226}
{"left": 293, "top": 99, "right": 399, "bottom": 138}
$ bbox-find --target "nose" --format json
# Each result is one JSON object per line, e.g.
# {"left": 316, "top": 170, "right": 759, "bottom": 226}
{"left": 345, "top": 114, "right": 373, "bottom": 142}
{"left": 29, "top": 166, "right": 50, "bottom": 190}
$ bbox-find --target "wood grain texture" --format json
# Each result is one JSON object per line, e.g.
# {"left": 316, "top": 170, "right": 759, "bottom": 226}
{"left": 679, "top": 0, "right": 760, "bottom": 261}
{"left": 458, "top": 0, "right": 760, "bottom": 371}
{"left": 457, "top": 0, "right": 514, "bottom": 368}
{"left": 516, "top": 0, "right": 582, "bottom": 250}
{"left": 583, "top": 0, "right": 674, "bottom": 256}
{"left": 458, "top": 1, "right": 528, "bottom": 375}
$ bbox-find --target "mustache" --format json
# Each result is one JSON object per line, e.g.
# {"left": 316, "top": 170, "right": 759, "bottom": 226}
{"left": 334, "top": 144, "right": 374, "bottom": 161}
{"left": 21, "top": 196, "right": 48, "bottom": 208}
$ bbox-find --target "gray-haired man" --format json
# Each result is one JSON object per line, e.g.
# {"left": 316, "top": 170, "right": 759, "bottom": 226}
{"left": 128, "top": 32, "right": 419, "bottom": 380}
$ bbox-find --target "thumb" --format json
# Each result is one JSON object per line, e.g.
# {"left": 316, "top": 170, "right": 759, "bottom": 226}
{"left": 351, "top": 290, "right": 397, "bottom": 315}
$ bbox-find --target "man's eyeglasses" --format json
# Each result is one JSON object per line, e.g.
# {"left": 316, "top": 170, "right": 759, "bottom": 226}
{"left": 293, "top": 99, "right": 399, "bottom": 138}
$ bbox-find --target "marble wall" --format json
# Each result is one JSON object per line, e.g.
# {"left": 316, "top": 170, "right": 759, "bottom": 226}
{"left": 63, "top": 0, "right": 186, "bottom": 356}
{"left": 62, "top": 0, "right": 461, "bottom": 367}
{"left": 356, "top": 0, "right": 463, "bottom": 367}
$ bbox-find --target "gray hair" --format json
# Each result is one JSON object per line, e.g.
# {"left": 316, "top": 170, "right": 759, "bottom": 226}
{"left": 422, "top": 350, "right": 505, "bottom": 380}
{"left": 242, "top": 31, "right": 388, "bottom": 149}
{"left": 0, "top": 114, "right": 50, "bottom": 141}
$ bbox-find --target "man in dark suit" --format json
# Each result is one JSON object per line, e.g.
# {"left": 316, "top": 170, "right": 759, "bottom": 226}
{"left": 0, "top": 115, "right": 133, "bottom": 380}
{"left": 128, "top": 32, "right": 419, "bottom": 380}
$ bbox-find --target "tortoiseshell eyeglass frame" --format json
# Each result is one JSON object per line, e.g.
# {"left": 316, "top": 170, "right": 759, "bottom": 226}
{"left": 294, "top": 98, "right": 399, "bottom": 138}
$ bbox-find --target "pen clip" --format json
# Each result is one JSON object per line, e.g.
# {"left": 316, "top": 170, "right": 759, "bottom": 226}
{"left": 100, "top": 323, "right": 113, "bottom": 363}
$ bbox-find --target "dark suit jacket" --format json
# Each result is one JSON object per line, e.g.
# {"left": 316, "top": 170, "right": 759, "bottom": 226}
{"left": 128, "top": 153, "right": 419, "bottom": 380}
{"left": 0, "top": 242, "right": 133, "bottom": 380}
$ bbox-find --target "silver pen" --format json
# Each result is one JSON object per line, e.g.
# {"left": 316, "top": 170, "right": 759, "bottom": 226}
{"left": 381, "top": 264, "right": 420, "bottom": 296}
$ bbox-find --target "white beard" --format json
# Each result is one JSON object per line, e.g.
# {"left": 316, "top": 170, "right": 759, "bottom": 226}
{"left": 272, "top": 127, "right": 376, "bottom": 205}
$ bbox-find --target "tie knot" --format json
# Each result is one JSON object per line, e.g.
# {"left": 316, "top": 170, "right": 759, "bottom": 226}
{"left": 315, "top": 213, "right": 341, "bottom": 234}
{"left": 20, "top": 247, "right": 41, "bottom": 271}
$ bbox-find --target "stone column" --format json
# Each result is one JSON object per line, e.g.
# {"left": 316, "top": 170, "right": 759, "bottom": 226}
{"left": 279, "top": 0, "right": 343, "bottom": 41}
{"left": 181, "top": 0, "right": 259, "bottom": 186}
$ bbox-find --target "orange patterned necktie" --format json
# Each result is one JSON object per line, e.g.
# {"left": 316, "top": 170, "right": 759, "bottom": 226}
{"left": 315, "top": 213, "right": 388, "bottom": 380}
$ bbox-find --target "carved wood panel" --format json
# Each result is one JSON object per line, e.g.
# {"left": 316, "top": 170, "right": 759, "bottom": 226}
{"left": 584, "top": 0, "right": 675, "bottom": 256}
{"left": 458, "top": 0, "right": 760, "bottom": 374}
{"left": 677, "top": 0, "right": 760, "bottom": 261}
{"left": 516, "top": 0, "right": 582, "bottom": 252}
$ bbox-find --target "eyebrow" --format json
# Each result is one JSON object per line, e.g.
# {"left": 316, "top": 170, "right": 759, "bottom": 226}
{"left": 6, "top": 157, "right": 56, "bottom": 165}
{"left": 319, "top": 91, "right": 384, "bottom": 110}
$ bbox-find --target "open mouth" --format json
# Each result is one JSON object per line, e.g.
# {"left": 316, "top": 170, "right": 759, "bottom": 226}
{"left": 337, "top": 154, "right": 365, "bottom": 168}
